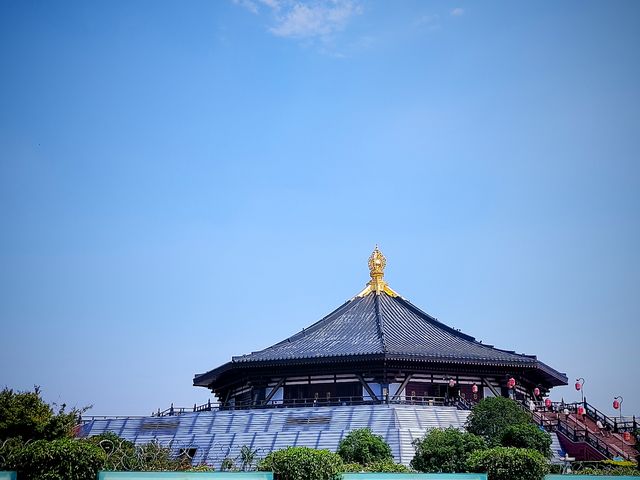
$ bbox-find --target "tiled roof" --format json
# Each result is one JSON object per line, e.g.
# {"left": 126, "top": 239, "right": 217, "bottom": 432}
{"left": 232, "top": 292, "right": 540, "bottom": 367}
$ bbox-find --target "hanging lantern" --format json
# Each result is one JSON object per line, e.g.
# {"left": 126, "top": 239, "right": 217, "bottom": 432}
{"left": 624, "top": 432, "right": 631, "bottom": 442}
{"left": 613, "top": 399, "right": 620, "bottom": 410}
{"left": 534, "top": 387, "right": 540, "bottom": 397}
{"left": 577, "top": 406, "right": 585, "bottom": 416}
{"left": 448, "top": 379, "right": 456, "bottom": 388}
{"left": 545, "top": 398, "right": 552, "bottom": 408}
{"left": 471, "top": 384, "right": 478, "bottom": 394}
{"left": 575, "top": 382, "right": 582, "bottom": 391}
{"left": 507, "top": 377, "right": 516, "bottom": 389}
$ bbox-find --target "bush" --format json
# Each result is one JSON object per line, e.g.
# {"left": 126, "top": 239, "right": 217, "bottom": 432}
{"left": 466, "top": 397, "right": 531, "bottom": 445}
{"left": 8, "top": 438, "right": 106, "bottom": 480}
{"left": 410, "top": 427, "right": 486, "bottom": 473}
{"left": 337, "top": 428, "right": 393, "bottom": 465}
{"left": 499, "top": 424, "right": 552, "bottom": 458}
{"left": 84, "top": 431, "right": 139, "bottom": 470}
{"left": 258, "top": 447, "right": 343, "bottom": 480}
{"left": 0, "top": 387, "right": 83, "bottom": 441}
{"left": 573, "top": 460, "right": 640, "bottom": 476}
{"left": 466, "top": 446, "right": 549, "bottom": 480}
{"left": 342, "top": 460, "right": 411, "bottom": 473}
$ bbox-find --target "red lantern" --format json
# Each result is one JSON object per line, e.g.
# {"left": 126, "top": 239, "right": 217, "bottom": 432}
{"left": 534, "top": 387, "right": 540, "bottom": 397}
{"left": 471, "top": 384, "right": 478, "bottom": 394}
{"left": 545, "top": 398, "right": 552, "bottom": 408}
{"left": 624, "top": 432, "right": 631, "bottom": 442}
{"left": 575, "top": 382, "right": 582, "bottom": 391}
{"left": 613, "top": 399, "right": 620, "bottom": 410}
{"left": 577, "top": 406, "right": 585, "bottom": 416}
{"left": 507, "top": 378, "right": 516, "bottom": 389}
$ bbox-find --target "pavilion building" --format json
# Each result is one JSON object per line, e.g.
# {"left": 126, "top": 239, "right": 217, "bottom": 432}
{"left": 194, "top": 247, "right": 567, "bottom": 409}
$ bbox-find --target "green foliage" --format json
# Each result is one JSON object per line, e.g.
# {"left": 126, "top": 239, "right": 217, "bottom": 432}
{"left": 7, "top": 438, "right": 106, "bottom": 480}
{"left": 84, "top": 432, "right": 139, "bottom": 470}
{"left": 573, "top": 460, "right": 640, "bottom": 476}
{"left": 239, "top": 445, "right": 261, "bottom": 471}
{"left": 135, "top": 439, "right": 184, "bottom": 471}
{"left": 574, "top": 467, "right": 640, "bottom": 476}
{"left": 499, "top": 423, "right": 552, "bottom": 458}
{"left": 258, "top": 447, "right": 343, "bottom": 480}
{"left": 337, "top": 428, "right": 393, "bottom": 465}
{"left": 220, "top": 457, "right": 238, "bottom": 471}
{"left": 360, "top": 460, "right": 412, "bottom": 472}
{"left": 188, "top": 464, "right": 215, "bottom": 472}
{"left": 466, "top": 446, "right": 549, "bottom": 480}
{"left": 410, "top": 427, "right": 486, "bottom": 473}
{"left": 0, "top": 387, "right": 84, "bottom": 441}
{"left": 466, "top": 397, "right": 531, "bottom": 444}
{"left": 341, "top": 462, "right": 366, "bottom": 472}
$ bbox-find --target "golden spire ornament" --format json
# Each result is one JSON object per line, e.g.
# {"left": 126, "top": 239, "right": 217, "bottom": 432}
{"left": 356, "top": 245, "right": 399, "bottom": 297}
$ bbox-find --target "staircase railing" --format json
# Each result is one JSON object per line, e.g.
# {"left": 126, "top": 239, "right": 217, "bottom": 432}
{"left": 517, "top": 399, "right": 635, "bottom": 462}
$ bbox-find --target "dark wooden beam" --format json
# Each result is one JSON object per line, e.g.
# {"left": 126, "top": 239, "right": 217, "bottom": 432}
{"left": 391, "top": 374, "right": 413, "bottom": 400}
{"left": 356, "top": 374, "right": 378, "bottom": 401}
{"left": 263, "top": 378, "right": 286, "bottom": 404}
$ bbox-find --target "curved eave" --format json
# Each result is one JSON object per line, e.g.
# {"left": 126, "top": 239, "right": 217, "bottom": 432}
{"left": 194, "top": 353, "right": 567, "bottom": 388}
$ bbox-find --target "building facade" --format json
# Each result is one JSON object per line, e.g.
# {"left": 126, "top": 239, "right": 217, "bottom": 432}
{"left": 194, "top": 247, "right": 567, "bottom": 410}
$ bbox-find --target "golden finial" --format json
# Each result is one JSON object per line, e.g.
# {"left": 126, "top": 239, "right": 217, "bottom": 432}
{"left": 356, "top": 246, "right": 399, "bottom": 297}
{"left": 368, "top": 245, "right": 386, "bottom": 291}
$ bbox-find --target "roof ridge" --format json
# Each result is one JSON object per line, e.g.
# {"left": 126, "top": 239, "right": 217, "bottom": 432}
{"left": 374, "top": 293, "right": 388, "bottom": 353}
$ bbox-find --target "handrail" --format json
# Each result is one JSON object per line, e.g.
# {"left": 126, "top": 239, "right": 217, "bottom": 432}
{"left": 150, "top": 395, "right": 454, "bottom": 416}
{"left": 517, "top": 399, "right": 635, "bottom": 462}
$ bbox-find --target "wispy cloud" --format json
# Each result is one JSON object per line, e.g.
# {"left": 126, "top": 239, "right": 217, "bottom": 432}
{"left": 270, "top": 1, "right": 362, "bottom": 38}
{"left": 233, "top": 0, "right": 363, "bottom": 41}
{"left": 414, "top": 13, "right": 440, "bottom": 31}
{"left": 450, "top": 7, "right": 464, "bottom": 16}
{"left": 233, "top": 0, "right": 259, "bottom": 14}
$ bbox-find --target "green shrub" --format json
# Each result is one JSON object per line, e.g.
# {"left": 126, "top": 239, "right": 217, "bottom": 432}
{"left": 466, "top": 397, "right": 531, "bottom": 445}
{"left": 466, "top": 446, "right": 549, "bottom": 480}
{"left": 573, "top": 460, "right": 640, "bottom": 476}
{"left": 258, "top": 447, "right": 343, "bottom": 480}
{"left": 84, "top": 431, "right": 139, "bottom": 470}
{"left": 342, "top": 462, "right": 365, "bottom": 472}
{"left": 410, "top": 427, "right": 486, "bottom": 473}
{"left": 337, "top": 428, "right": 393, "bottom": 465}
{"left": 362, "top": 460, "right": 412, "bottom": 472}
{"left": 135, "top": 439, "right": 184, "bottom": 471}
{"left": 220, "top": 457, "right": 238, "bottom": 471}
{"left": 499, "top": 423, "right": 552, "bottom": 458}
{"left": 0, "top": 387, "right": 84, "bottom": 441}
{"left": 9, "top": 438, "right": 106, "bottom": 480}
{"left": 341, "top": 460, "right": 410, "bottom": 473}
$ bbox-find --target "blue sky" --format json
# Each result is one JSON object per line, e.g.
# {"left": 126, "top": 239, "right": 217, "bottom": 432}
{"left": 1, "top": 1, "right": 639, "bottom": 417}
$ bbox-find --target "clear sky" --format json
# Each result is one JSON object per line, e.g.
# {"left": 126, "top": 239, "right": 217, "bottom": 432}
{"left": 1, "top": 1, "right": 639, "bottom": 418}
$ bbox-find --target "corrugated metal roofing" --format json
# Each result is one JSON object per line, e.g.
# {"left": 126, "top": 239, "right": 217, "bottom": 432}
{"left": 81, "top": 404, "right": 471, "bottom": 468}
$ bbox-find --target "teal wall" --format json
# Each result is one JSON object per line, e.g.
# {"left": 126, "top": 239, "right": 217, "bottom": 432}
{"left": 98, "top": 473, "right": 274, "bottom": 480}
{"left": 0, "top": 473, "right": 16, "bottom": 480}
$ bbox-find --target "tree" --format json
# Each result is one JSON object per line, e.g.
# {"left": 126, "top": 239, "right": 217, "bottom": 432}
{"left": 500, "top": 424, "right": 552, "bottom": 458}
{"left": 337, "top": 428, "right": 393, "bottom": 465}
{"left": 7, "top": 438, "right": 106, "bottom": 480}
{"left": 258, "top": 447, "right": 343, "bottom": 480}
{"left": 466, "top": 447, "right": 549, "bottom": 480}
{"left": 410, "top": 427, "right": 486, "bottom": 473}
{"left": 0, "top": 387, "right": 84, "bottom": 442}
{"left": 466, "top": 397, "right": 531, "bottom": 445}
{"left": 0, "top": 387, "right": 82, "bottom": 441}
